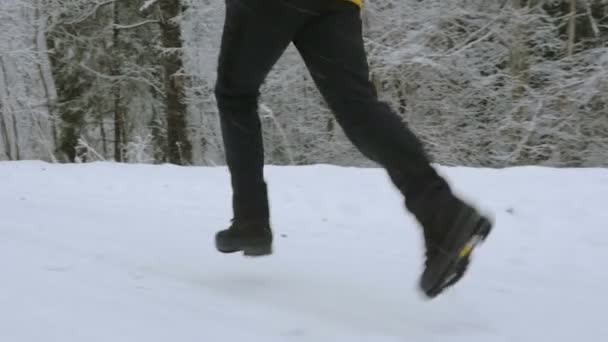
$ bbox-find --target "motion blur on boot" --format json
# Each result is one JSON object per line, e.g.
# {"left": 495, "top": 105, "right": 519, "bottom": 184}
{"left": 411, "top": 187, "right": 493, "bottom": 298}
{"left": 215, "top": 219, "right": 274, "bottom": 257}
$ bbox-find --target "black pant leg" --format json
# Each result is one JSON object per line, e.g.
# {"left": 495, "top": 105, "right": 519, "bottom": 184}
{"left": 293, "top": 2, "right": 450, "bottom": 205}
{"left": 215, "top": 0, "right": 309, "bottom": 221}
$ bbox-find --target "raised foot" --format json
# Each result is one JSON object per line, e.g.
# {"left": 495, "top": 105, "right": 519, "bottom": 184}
{"left": 422, "top": 217, "right": 493, "bottom": 298}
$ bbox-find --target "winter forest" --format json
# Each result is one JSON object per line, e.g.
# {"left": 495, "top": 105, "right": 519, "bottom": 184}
{"left": 1, "top": 0, "right": 607, "bottom": 167}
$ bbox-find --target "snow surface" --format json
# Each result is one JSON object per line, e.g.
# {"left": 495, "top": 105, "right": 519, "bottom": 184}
{"left": 1, "top": 161, "right": 607, "bottom": 341}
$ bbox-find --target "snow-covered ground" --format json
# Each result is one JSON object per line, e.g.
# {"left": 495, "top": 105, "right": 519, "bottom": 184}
{"left": 1, "top": 161, "right": 607, "bottom": 341}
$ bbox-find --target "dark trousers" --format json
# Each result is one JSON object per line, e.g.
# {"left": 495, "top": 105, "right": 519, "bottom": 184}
{"left": 215, "top": 0, "right": 450, "bottom": 222}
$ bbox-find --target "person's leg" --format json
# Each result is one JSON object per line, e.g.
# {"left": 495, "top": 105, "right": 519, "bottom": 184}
{"left": 214, "top": 0, "right": 322, "bottom": 255}
{"left": 215, "top": 0, "right": 308, "bottom": 224}
{"left": 293, "top": 1, "right": 493, "bottom": 297}
{"left": 293, "top": 3, "right": 448, "bottom": 210}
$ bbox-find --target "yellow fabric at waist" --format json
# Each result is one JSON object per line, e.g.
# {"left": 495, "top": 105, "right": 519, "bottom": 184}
{"left": 345, "top": 0, "right": 362, "bottom": 7}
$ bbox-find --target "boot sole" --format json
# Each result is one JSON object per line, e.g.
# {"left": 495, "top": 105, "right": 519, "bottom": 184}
{"left": 243, "top": 244, "right": 273, "bottom": 257}
{"left": 422, "top": 215, "right": 493, "bottom": 298}
{"left": 216, "top": 243, "right": 273, "bottom": 257}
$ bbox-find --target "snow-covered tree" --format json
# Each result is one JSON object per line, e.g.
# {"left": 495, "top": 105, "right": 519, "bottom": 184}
{"left": 2, "top": 0, "right": 607, "bottom": 167}
{"left": 45, "top": 0, "right": 169, "bottom": 163}
{"left": 361, "top": 0, "right": 608, "bottom": 166}
{"left": 0, "top": 0, "right": 56, "bottom": 161}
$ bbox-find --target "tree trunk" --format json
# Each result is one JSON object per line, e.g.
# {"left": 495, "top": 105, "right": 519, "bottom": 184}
{"left": 509, "top": 0, "right": 529, "bottom": 93}
{"left": 0, "top": 57, "right": 20, "bottom": 160}
{"left": 34, "top": 0, "right": 58, "bottom": 162}
{"left": 0, "top": 102, "right": 12, "bottom": 160}
{"left": 159, "top": 0, "right": 191, "bottom": 165}
{"left": 100, "top": 117, "right": 108, "bottom": 158}
{"left": 567, "top": 0, "right": 577, "bottom": 56}
{"left": 113, "top": 92, "right": 124, "bottom": 162}
{"left": 112, "top": 1, "right": 125, "bottom": 162}
{"left": 507, "top": 0, "right": 532, "bottom": 164}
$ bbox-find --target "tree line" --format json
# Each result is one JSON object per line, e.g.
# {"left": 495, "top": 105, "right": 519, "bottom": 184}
{"left": 1, "top": 0, "right": 607, "bottom": 167}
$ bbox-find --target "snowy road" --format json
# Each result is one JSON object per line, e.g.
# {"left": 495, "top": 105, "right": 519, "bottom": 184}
{"left": 1, "top": 162, "right": 607, "bottom": 341}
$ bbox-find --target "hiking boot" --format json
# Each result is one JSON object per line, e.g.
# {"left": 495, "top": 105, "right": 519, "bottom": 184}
{"left": 215, "top": 219, "right": 273, "bottom": 256}
{"left": 410, "top": 188, "right": 493, "bottom": 298}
